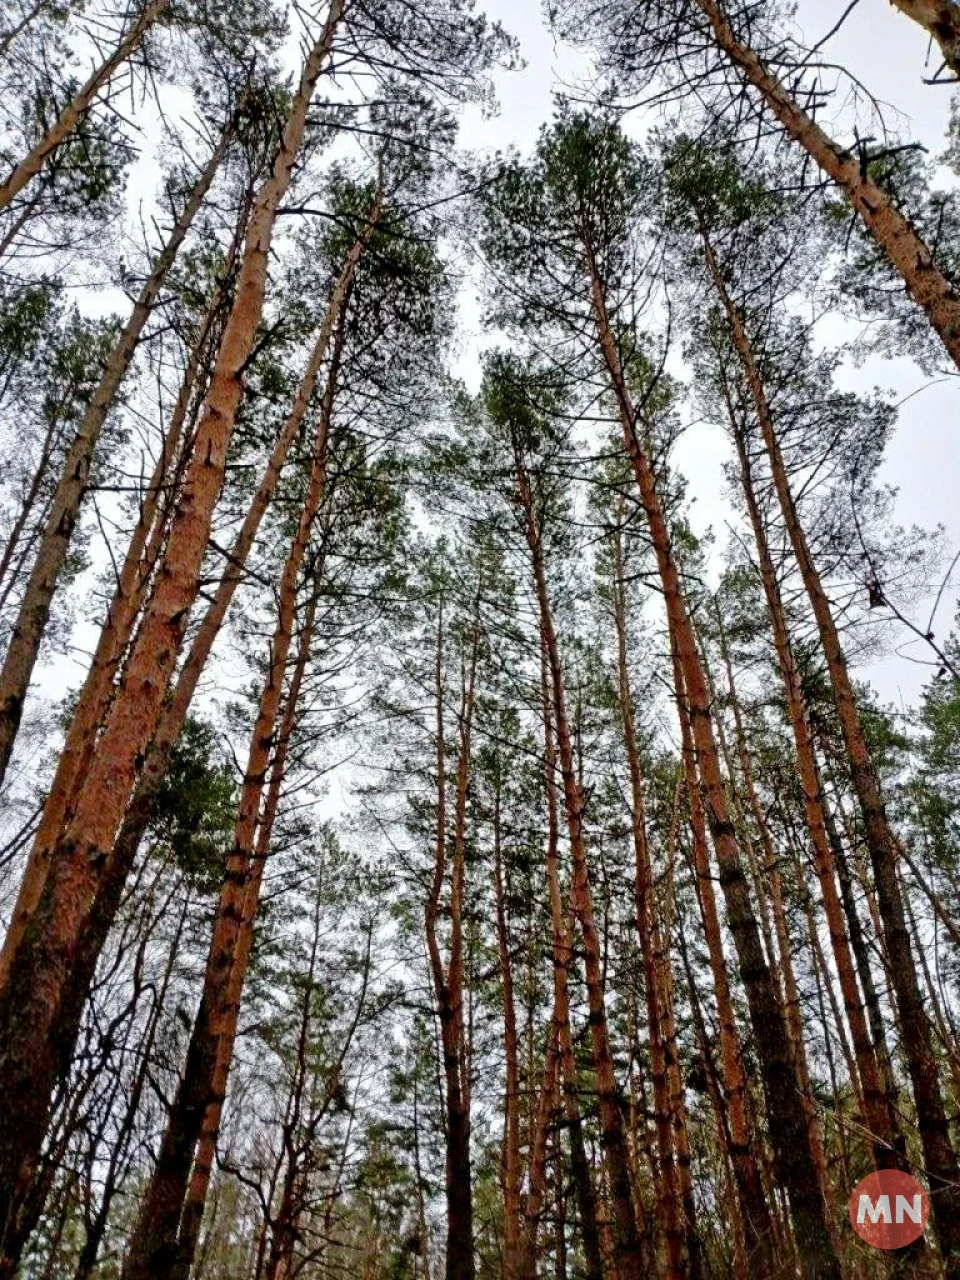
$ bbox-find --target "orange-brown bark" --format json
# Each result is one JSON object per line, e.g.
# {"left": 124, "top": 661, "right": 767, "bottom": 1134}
{"left": 717, "top": 366, "right": 908, "bottom": 1179}
{"left": 586, "top": 255, "right": 837, "bottom": 1276}
{"left": 519, "top": 660, "right": 601, "bottom": 1280}
{"left": 0, "top": 119, "right": 231, "bottom": 793}
{"left": 0, "top": 177, "right": 246, "bottom": 984}
{"left": 122, "top": 293, "right": 339, "bottom": 1278}
{"left": 707, "top": 226, "right": 960, "bottom": 1274}
{"left": 692, "top": 0, "right": 960, "bottom": 369}
{"left": 0, "top": 0, "right": 170, "bottom": 212}
{"left": 611, "top": 525, "right": 692, "bottom": 1280}
{"left": 511, "top": 443, "right": 644, "bottom": 1276}
{"left": 0, "top": 14, "right": 344, "bottom": 1270}
{"left": 521, "top": 656, "right": 603, "bottom": 1280}
{"left": 492, "top": 779, "right": 523, "bottom": 1279}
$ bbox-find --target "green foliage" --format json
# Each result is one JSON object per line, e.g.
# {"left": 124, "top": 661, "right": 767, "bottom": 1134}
{"left": 150, "top": 717, "right": 236, "bottom": 889}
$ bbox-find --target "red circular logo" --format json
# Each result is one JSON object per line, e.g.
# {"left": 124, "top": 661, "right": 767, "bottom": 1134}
{"left": 848, "top": 1171, "right": 929, "bottom": 1249}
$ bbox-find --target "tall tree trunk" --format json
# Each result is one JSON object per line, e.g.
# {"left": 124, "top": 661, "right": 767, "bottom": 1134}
{"left": 0, "top": 0, "right": 170, "bottom": 212}
{"left": 0, "top": 275, "right": 352, "bottom": 1280}
{"left": 0, "top": 14, "right": 345, "bottom": 1271}
{"left": 690, "top": 0, "right": 960, "bottom": 369}
{"left": 511, "top": 447, "right": 644, "bottom": 1277}
{"left": 611, "top": 524, "right": 693, "bottom": 1280}
{"left": 524, "top": 654, "right": 604, "bottom": 1280}
{"left": 0, "top": 182, "right": 247, "bottom": 982}
{"left": 492, "top": 777, "right": 523, "bottom": 1280}
{"left": 0, "top": 119, "right": 232, "bottom": 792}
{"left": 73, "top": 891, "right": 190, "bottom": 1280}
{"left": 718, "top": 355, "right": 910, "bottom": 1183}
{"left": 670, "top": 645, "right": 781, "bottom": 1275}
{"left": 890, "top": 0, "right": 960, "bottom": 75}
{"left": 0, "top": 179, "right": 371, "bottom": 989}
{"left": 172, "top": 579, "right": 326, "bottom": 1280}
{"left": 424, "top": 606, "right": 478, "bottom": 1280}
{"left": 705, "top": 226, "right": 960, "bottom": 1275}
{"left": 121, "top": 289, "right": 341, "bottom": 1280}
{"left": 586, "top": 256, "right": 840, "bottom": 1278}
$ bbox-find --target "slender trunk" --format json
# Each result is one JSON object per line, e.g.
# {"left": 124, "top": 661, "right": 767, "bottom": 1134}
{"left": 820, "top": 775, "right": 902, "bottom": 1118}
{"left": 0, "top": 16, "right": 344, "bottom": 1271}
{"left": 521, "top": 1027, "right": 560, "bottom": 1280}
{"left": 707, "top": 226, "right": 960, "bottom": 1274}
{"left": 0, "top": 121, "right": 231, "bottom": 791}
{"left": 173, "top": 587, "right": 326, "bottom": 1280}
{"left": 122, "top": 312, "right": 339, "bottom": 1280}
{"left": 527, "top": 654, "right": 603, "bottom": 1280}
{"left": 492, "top": 780, "right": 523, "bottom": 1280}
{"left": 0, "top": 182, "right": 246, "bottom": 980}
{"left": 512, "top": 450, "right": 643, "bottom": 1276}
{"left": 718, "top": 381, "right": 909, "bottom": 1177}
{"left": 692, "top": 0, "right": 960, "bottom": 368}
{"left": 0, "top": 179, "right": 357, "bottom": 1112}
{"left": 0, "top": 0, "right": 170, "bottom": 212}
{"left": 890, "top": 0, "right": 960, "bottom": 75}
{"left": 657, "top": 827, "right": 700, "bottom": 1280}
{"left": 700, "top": 617, "right": 840, "bottom": 1231}
{"left": 671, "top": 645, "right": 781, "bottom": 1274}
{"left": 73, "top": 893, "right": 189, "bottom": 1280}
{"left": 424, "top": 608, "right": 478, "bottom": 1280}
{"left": 0, "top": 405, "right": 62, "bottom": 600}
{"left": 0, "top": 180, "right": 367, "bottom": 983}
{"left": 587, "top": 259, "right": 837, "bottom": 1278}
{"left": 611, "top": 525, "right": 691, "bottom": 1280}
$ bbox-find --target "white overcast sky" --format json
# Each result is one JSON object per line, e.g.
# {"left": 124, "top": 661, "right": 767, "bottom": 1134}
{"left": 451, "top": 0, "right": 959, "bottom": 711}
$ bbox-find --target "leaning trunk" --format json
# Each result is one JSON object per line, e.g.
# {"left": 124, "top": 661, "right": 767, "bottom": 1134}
{"left": 719, "top": 362, "right": 907, "bottom": 1180}
{"left": 0, "top": 0, "right": 170, "bottom": 212}
{"left": 693, "top": 0, "right": 960, "bottom": 369}
{"left": 0, "top": 15, "right": 344, "bottom": 1271}
{"left": 708, "top": 227, "right": 960, "bottom": 1275}
{"left": 122, "top": 292, "right": 339, "bottom": 1280}
{"left": 0, "top": 120, "right": 231, "bottom": 792}
{"left": 0, "top": 175, "right": 245, "bottom": 985}
{"left": 587, "top": 255, "right": 839, "bottom": 1278}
